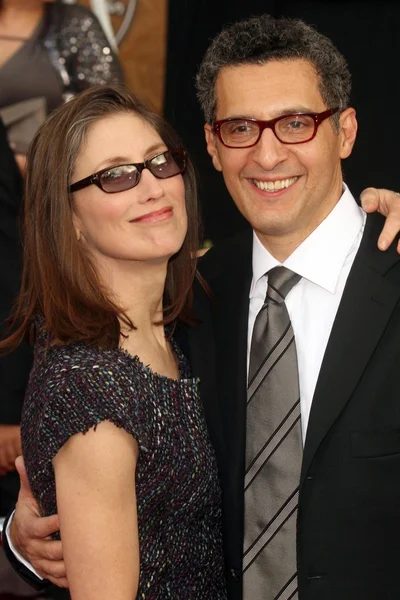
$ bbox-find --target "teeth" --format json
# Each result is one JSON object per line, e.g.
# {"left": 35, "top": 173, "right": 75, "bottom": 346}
{"left": 253, "top": 177, "right": 298, "bottom": 191}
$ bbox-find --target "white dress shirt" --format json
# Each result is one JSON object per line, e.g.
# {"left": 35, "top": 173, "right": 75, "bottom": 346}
{"left": 6, "top": 186, "right": 366, "bottom": 577}
{"left": 248, "top": 185, "right": 366, "bottom": 441}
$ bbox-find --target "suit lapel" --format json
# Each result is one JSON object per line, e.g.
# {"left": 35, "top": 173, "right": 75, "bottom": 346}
{"left": 301, "top": 215, "right": 400, "bottom": 483}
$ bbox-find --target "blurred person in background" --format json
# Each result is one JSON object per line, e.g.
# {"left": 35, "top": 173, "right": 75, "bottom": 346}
{"left": 0, "top": 0, "right": 124, "bottom": 173}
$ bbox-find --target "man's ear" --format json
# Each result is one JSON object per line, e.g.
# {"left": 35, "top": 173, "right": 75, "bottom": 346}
{"left": 204, "top": 124, "right": 222, "bottom": 172}
{"left": 339, "top": 107, "right": 358, "bottom": 159}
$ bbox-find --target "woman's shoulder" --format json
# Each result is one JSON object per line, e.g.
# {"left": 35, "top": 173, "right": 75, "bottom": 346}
{"left": 25, "top": 341, "right": 141, "bottom": 437}
{"left": 30, "top": 324, "right": 124, "bottom": 392}
{"left": 32, "top": 339, "right": 126, "bottom": 385}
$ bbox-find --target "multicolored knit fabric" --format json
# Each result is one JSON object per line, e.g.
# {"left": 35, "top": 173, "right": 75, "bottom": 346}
{"left": 21, "top": 324, "right": 227, "bottom": 599}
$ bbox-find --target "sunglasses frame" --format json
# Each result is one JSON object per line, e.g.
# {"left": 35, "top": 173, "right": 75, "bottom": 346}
{"left": 69, "top": 148, "right": 188, "bottom": 194}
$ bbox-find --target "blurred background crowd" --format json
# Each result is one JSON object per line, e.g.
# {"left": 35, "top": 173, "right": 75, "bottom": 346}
{"left": 1, "top": 1, "right": 399, "bottom": 597}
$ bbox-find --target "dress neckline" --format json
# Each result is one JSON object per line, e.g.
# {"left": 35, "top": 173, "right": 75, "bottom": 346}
{"left": 115, "top": 337, "right": 191, "bottom": 384}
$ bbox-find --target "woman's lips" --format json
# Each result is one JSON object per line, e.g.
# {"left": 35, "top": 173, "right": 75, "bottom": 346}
{"left": 131, "top": 207, "right": 173, "bottom": 223}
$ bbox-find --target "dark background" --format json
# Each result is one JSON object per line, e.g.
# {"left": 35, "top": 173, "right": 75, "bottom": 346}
{"left": 165, "top": 1, "right": 400, "bottom": 243}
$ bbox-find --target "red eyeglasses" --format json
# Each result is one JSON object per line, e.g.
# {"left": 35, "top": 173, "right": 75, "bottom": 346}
{"left": 212, "top": 108, "right": 339, "bottom": 148}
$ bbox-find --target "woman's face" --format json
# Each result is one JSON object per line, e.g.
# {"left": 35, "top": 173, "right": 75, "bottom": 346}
{"left": 71, "top": 112, "right": 188, "bottom": 270}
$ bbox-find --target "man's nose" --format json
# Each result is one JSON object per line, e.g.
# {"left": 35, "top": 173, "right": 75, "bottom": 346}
{"left": 250, "top": 127, "right": 289, "bottom": 171}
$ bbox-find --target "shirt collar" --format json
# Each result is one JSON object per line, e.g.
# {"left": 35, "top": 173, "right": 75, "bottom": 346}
{"left": 250, "top": 184, "right": 366, "bottom": 298}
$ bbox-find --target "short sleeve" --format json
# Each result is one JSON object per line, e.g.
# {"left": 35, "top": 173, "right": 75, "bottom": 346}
{"left": 21, "top": 343, "right": 149, "bottom": 516}
{"left": 37, "top": 361, "right": 143, "bottom": 464}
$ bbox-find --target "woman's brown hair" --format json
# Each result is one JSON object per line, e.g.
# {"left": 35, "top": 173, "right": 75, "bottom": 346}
{"left": 1, "top": 85, "right": 201, "bottom": 350}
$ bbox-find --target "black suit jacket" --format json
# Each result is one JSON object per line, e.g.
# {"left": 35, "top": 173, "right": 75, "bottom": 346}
{"left": 187, "top": 213, "right": 400, "bottom": 600}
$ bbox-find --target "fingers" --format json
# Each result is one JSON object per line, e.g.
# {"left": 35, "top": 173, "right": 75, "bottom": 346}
{"left": 30, "top": 513, "right": 60, "bottom": 540}
{"left": 11, "top": 517, "right": 65, "bottom": 583}
{"left": 28, "top": 539, "right": 64, "bottom": 562}
{"left": 360, "top": 187, "right": 400, "bottom": 252}
{"left": 46, "top": 575, "right": 69, "bottom": 588}
{"left": 29, "top": 542, "right": 67, "bottom": 585}
{"left": 32, "top": 557, "right": 68, "bottom": 587}
{"left": 378, "top": 220, "right": 400, "bottom": 252}
{"left": 360, "top": 187, "right": 380, "bottom": 212}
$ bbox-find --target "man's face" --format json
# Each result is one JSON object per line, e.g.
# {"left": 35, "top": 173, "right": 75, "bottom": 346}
{"left": 205, "top": 59, "right": 357, "bottom": 256}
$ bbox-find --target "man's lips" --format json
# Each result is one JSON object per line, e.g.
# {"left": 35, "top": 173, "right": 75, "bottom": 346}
{"left": 131, "top": 207, "right": 173, "bottom": 223}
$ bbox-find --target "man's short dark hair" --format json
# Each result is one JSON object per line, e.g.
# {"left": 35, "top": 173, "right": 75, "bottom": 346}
{"left": 196, "top": 14, "right": 351, "bottom": 125}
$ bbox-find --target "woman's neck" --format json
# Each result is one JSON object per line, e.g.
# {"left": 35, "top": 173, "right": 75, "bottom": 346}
{"left": 98, "top": 257, "right": 169, "bottom": 334}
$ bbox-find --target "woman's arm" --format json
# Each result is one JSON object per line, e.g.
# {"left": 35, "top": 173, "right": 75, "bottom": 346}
{"left": 53, "top": 420, "right": 139, "bottom": 600}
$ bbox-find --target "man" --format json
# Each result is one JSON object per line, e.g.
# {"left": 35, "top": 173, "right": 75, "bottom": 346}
{"left": 4, "top": 14, "right": 400, "bottom": 600}
{"left": 191, "top": 15, "right": 400, "bottom": 600}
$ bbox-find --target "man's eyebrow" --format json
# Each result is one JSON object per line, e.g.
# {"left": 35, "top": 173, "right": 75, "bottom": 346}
{"left": 277, "top": 107, "right": 314, "bottom": 116}
{"left": 222, "top": 107, "right": 315, "bottom": 121}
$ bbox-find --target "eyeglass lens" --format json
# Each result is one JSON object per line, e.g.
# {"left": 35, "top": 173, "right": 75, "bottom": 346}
{"left": 220, "top": 114, "right": 317, "bottom": 147}
{"left": 99, "top": 150, "right": 186, "bottom": 193}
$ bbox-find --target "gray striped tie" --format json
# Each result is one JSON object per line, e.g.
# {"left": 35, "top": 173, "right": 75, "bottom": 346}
{"left": 244, "top": 266, "right": 302, "bottom": 600}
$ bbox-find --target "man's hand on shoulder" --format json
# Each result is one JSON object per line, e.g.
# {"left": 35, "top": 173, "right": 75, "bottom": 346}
{"left": 11, "top": 456, "right": 68, "bottom": 588}
{"left": 361, "top": 187, "right": 400, "bottom": 253}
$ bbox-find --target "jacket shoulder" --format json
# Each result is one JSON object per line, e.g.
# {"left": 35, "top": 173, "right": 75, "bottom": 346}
{"left": 198, "top": 228, "right": 252, "bottom": 282}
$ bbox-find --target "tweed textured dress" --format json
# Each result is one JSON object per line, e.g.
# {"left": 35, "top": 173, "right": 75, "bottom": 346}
{"left": 21, "top": 325, "right": 227, "bottom": 599}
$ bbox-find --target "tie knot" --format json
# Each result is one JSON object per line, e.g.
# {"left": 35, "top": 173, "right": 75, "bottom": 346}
{"left": 267, "top": 266, "right": 301, "bottom": 303}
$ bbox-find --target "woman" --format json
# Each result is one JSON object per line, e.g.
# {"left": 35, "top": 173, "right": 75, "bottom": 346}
{"left": 0, "top": 0, "right": 123, "bottom": 157}
{"left": 1, "top": 85, "right": 226, "bottom": 599}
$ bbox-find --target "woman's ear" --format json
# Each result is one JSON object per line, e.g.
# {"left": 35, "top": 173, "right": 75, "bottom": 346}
{"left": 72, "top": 212, "right": 82, "bottom": 242}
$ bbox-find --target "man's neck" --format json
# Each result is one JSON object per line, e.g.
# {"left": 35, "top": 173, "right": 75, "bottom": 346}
{"left": 256, "top": 188, "right": 345, "bottom": 262}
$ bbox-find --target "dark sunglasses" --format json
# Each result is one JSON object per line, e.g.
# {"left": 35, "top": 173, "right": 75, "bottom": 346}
{"left": 69, "top": 148, "right": 187, "bottom": 194}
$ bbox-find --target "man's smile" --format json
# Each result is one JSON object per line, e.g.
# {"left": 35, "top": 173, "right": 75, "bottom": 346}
{"left": 251, "top": 176, "right": 299, "bottom": 192}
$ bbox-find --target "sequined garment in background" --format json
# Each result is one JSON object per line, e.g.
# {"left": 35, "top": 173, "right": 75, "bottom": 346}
{"left": 21, "top": 324, "right": 227, "bottom": 599}
{"left": 0, "top": 2, "right": 124, "bottom": 112}
{"left": 44, "top": 1, "right": 124, "bottom": 99}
